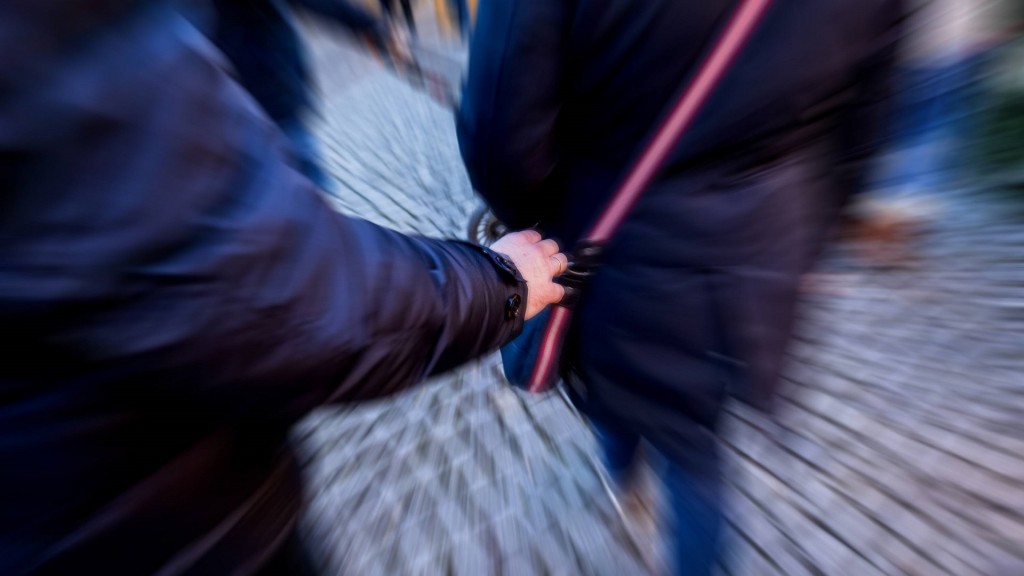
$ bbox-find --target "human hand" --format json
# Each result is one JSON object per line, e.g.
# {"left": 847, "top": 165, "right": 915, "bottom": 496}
{"left": 491, "top": 230, "right": 567, "bottom": 320}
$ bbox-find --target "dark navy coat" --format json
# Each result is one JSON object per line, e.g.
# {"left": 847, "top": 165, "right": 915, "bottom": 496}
{"left": 0, "top": 1, "right": 525, "bottom": 573}
{"left": 459, "top": 0, "right": 905, "bottom": 472}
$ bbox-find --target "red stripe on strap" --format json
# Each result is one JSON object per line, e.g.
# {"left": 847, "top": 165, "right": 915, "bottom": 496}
{"left": 586, "top": 0, "right": 773, "bottom": 242}
{"left": 527, "top": 306, "right": 572, "bottom": 393}
{"left": 527, "top": 0, "right": 773, "bottom": 393}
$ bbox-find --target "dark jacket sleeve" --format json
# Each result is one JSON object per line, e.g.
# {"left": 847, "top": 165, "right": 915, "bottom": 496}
{"left": 456, "top": 0, "right": 569, "bottom": 229}
{"left": 0, "top": 2, "right": 524, "bottom": 423}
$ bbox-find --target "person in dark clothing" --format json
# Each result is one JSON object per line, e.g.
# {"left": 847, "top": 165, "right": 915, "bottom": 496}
{"left": 198, "top": 0, "right": 390, "bottom": 190}
{"left": 458, "top": 1, "right": 906, "bottom": 573}
{"left": 0, "top": 1, "right": 567, "bottom": 574}
{"left": 447, "top": 0, "right": 469, "bottom": 40}
{"left": 380, "top": 0, "right": 416, "bottom": 37}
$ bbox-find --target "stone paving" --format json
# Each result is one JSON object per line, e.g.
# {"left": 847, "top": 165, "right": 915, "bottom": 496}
{"left": 291, "top": 16, "right": 1024, "bottom": 576}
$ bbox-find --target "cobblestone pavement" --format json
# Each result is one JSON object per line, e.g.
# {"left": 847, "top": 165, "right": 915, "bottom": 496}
{"left": 292, "top": 19, "right": 1024, "bottom": 576}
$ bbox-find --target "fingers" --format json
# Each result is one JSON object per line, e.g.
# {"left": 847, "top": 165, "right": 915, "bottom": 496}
{"left": 492, "top": 229, "right": 570, "bottom": 319}
{"left": 525, "top": 277, "right": 567, "bottom": 320}
{"left": 550, "top": 282, "right": 566, "bottom": 304}
{"left": 537, "top": 238, "right": 560, "bottom": 257}
{"left": 517, "top": 229, "right": 542, "bottom": 243}
{"left": 549, "top": 252, "right": 568, "bottom": 276}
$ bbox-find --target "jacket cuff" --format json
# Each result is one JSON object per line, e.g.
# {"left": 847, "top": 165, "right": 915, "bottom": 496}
{"left": 459, "top": 242, "right": 528, "bottom": 339}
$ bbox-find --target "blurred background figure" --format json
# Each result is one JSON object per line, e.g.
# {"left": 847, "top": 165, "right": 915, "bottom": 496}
{"left": 885, "top": 0, "right": 1000, "bottom": 193}
{"left": 191, "top": 0, "right": 391, "bottom": 191}
{"left": 976, "top": 1, "right": 1024, "bottom": 175}
{"left": 846, "top": 0, "right": 1023, "bottom": 265}
{"left": 380, "top": 0, "right": 417, "bottom": 38}
{"left": 430, "top": 0, "right": 475, "bottom": 42}
{"left": 446, "top": 0, "right": 470, "bottom": 41}
{"left": 459, "top": 1, "right": 906, "bottom": 573}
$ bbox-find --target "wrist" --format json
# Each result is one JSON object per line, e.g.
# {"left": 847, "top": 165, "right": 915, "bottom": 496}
{"left": 461, "top": 242, "right": 528, "bottom": 332}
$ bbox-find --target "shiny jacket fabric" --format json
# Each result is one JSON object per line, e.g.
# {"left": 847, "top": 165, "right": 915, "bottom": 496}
{"left": 459, "top": 0, "right": 905, "bottom": 471}
{"left": 0, "top": 2, "right": 525, "bottom": 573}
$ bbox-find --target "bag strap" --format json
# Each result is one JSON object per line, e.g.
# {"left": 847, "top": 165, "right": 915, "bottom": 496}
{"left": 529, "top": 0, "right": 774, "bottom": 392}
{"left": 585, "top": 0, "right": 773, "bottom": 243}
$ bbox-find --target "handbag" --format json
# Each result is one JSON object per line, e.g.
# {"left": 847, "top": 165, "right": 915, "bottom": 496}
{"left": 501, "top": 0, "right": 774, "bottom": 393}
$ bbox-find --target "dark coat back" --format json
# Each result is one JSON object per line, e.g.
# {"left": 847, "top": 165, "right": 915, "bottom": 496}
{"left": 459, "top": 0, "right": 905, "bottom": 469}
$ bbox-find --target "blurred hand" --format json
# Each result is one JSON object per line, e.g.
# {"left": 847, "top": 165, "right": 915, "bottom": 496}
{"left": 491, "top": 230, "right": 567, "bottom": 320}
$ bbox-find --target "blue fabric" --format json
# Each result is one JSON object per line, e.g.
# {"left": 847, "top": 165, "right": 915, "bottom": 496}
{"left": 872, "top": 54, "right": 988, "bottom": 194}
{"left": 593, "top": 418, "right": 721, "bottom": 576}
{"left": 207, "top": 0, "right": 312, "bottom": 124}
{"left": 280, "top": 117, "right": 334, "bottom": 191}
{"left": 592, "top": 419, "right": 641, "bottom": 489}
{"left": 499, "top": 308, "right": 549, "bottom": 389}
{"left": 661, "top": 459, "right": 722, "bottom": 576}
